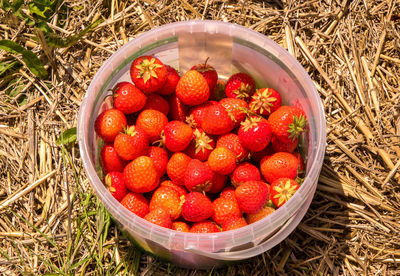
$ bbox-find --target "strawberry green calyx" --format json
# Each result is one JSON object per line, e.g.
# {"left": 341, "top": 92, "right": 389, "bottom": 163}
{"left": 185, "top": 114, "right": 197, "bottom": 128}
{"left": 153, "top": 130, "right": 166, "bottom": 147}
{"left": 233, "top": 83, "right": 252, "bottom": 99}
{"left": 240, "top": 116, "right": 263, "bottom": 132}
{"left": 104, "top": 175, "right": 116, "bottom": 192}
{"left": 250, "top": 88, "right": 277, "bottom": 114}
{"left": 125, "top": 125, "right": 138, "bottom": 136}
{"left": 135, "top": 58, "right": 162, "bottom": 83}
{"left": 287, "top": 115, "right": 307, "bottom": 141}
{"left": 273, "top": 179, "right": 298, "bottom": 206}
{"left": 193, "top": 129, "right": 213, "bottom": 154}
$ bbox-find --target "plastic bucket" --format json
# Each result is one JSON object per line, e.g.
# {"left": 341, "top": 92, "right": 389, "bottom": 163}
{"left": 77, "top": 20, "right": 326, "bottom": 269}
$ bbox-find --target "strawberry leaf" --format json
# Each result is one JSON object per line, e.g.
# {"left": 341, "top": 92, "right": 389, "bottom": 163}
{"left": 57, "top": 127, "right": 77, "bottom": 145}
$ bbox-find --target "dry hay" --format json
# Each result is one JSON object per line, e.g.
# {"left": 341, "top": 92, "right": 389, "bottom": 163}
{"left": 1, "top": 0, "right": 400, "bottom": 275}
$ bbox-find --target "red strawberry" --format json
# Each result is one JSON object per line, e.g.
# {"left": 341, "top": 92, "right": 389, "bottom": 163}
{"left": 113, "top": 82, "right": 147, "bottom": 114}
{"left": 176, "top": 70, "right": 210, "bottom": 106}
{"left": 123, "top": 156, "right": 159, "bottom": 193}
{"left": 184, "top": 128, "right": 214, "bottom": 161}
{"left": 238, "top": 116, "right": 272, "bottom": 152}
{"left": 210, "top": 79, "right": 226, "bottom": 101}
{"left": 225, "top": 72, "right": 256, "bottom": 100}
{"left": 114, "top": 126, "right": 149, "bottom": 161}
{"left": 216, "top": 133, "right": 249, "bottom": 162}
{"left": 144, "top": 207, "right": 172, "bottom": 228}
{"left": 100, "top": 144, "right": 127, "bottom": 173}
{"left": 168, "top": 94, "right": 188, "bottom": 122}
{"left": 267, "top": 106, "right": 307, "bottom": 143}
{"left": 160, "top": 180, "right": 187, "bottom": 197}
{"left": 130, "top": 56, "right": 167, "bottom": 93}
{"left": 150, "top": 186, "right": 182, "bottom": 220}
{"left": 208, "top": 147, "right": 236, "bottom": 175}
{"left": 212, "top": 198, "right": 241, "bottom": 225}
{"left": 186, "top": 101, "right": 218, "bottom": 128}
{"left": 293, "top": 152, "right": 305, "bottom": 176}
{"left": 181, "top": 192, "right": 214, "bottom": 222}
{"left": 95, "top": 108, "right": 127, "bottom": 142}
{"left": 190, "top": 221, "right": 220, "bottom": 233}
{"left": 120, "top": 192, "right": 149, "bottom": 218}
{"left": 249, "top": 88, "right": 281, "bottom": 116}
{"left": 271, "top": 135, "right": 298, "bottom": 153}
{"left": 220, "top": 186, "right": 237, "bottom": 202}
{"left": 164, "top": 121, "right": 193, "bottom": 152}
{"left": 219, "top": 98, "right": 248, "bottom": 128}
{"left": 260, "top": 152, "right": 299, "bottom": 183}
{"left": 235, "top": 181, "right": 269, "bottom": 214}
{"left": 166, "top": 152, "right": 191, "bottom": 186}
{"left": 136, "top": 109, "right": 168, "bottom": 142}
{"left": 157, "top": 65, "right": 180, "bottom": 96}
{"left": 172, "top": 221, "right": 190, "bottom": 232}
{"left": 142, "top": 93, "right": 170, "bottom": 115}
{"left": 104, "top": 172, "right": 127, "bottom": 201}
{"left": 147, "top": 146, "right": 168, "bottom": 177}
{"left": 191, "top": 60, "right": 218, "bottom": 93}
{"left": 230, "top": 162, "right": 261, "bottom": 188}
{"left": 222, "top": 215, "right": 248, "bottom": 231}
{"left": 246, "top": 205, "right": 275, "bottom": 224}
{"left": 208, "top": 166, "right": 228, "bottom": 194}
{"left": 250, "top": 144, "right": 274, "bottom": 164}
{"left": 201, "top": 103, "right": 234, "bottom": 135}
{"left": 184, "top": 159, "right": 213, "bottom": 192}
{"left": 270, "top": 178, "right": 300, "bottom": 208}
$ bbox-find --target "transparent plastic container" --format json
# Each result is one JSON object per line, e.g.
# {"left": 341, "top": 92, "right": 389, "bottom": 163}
{"left": 77, "top": 20, "right": 326, "bottom": 269}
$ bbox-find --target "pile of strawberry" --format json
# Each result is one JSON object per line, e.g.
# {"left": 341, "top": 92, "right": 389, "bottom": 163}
{"left": 95, "top": 55, "right": 307, "bottom": 233}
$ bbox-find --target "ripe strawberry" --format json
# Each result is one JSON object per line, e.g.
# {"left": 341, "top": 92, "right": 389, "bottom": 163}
{"left": 201, "top": 103, "right": 234, "bottom": 135}
{"left": 216, "top": 133, "right": 249, "bottom": 162}
{"left": 136, "top": 109, "right": 168, "bottom": 142}
{"left": 100, "top": 144, "right": 127, "bottom": 173}
{"left": 293, "top": 152, "right": 305, "bottom": 176}
{"left": 212, "top": 198, "right": 241, "bottom": 225}
{"left": 222, "top": 215, "right": 248, "bottom": 231}
{"left": 163, "top": 121, "right": 193, "bottom": 152}
{"left": 176, "top": 70, "right": 210, "bottom": 106}
{"left": 147, "top": 146, "right": 168, "bottom": 177}
{"left": 271, "top": 135, "right": 298, "bottom": 153}
{"left": 186, "top": 101, "right": 218, "bottom": 128}
{"left": 123, "top": 156, "right": 159, "bottom": 193}
{"left": 208, "top": 166, "right": 228, "bottom": 194}
{"left": 230, "top": 162, "right": 261, "bottom": 188}
{"left": 219, "top": 98, "right": 248, "bottom": 128}
{"left": 208, "top": 147, "right": 236, "bottom": 175}
{"left": 142, "top": 93, "right": 170, "bottom": 115}
{"left": 249, "top": 88, "right": 281, "bottom": 116}
{"left": 238, "top": 116, "right": 272, "bottom": 152}
{"left": 184, "top": 129, "right": 214, "bottom": 161}
{"left": 114, "top": 126, "right": 149, "bottom": 161}
{"left": 166, "top": 152, "right": 191, "bottom": 186}
{"left": 246, "top": 205, "right": 275, "bottom": 224}
{"left": 235, "top": 181, "right": 269, "bottom": 214}
{"left": 220, "top": 186, "right": 237, "bottom": 202}
{"left": 168, "top": 94, "right": 188, "bottom": 122}
{"left": 184, "top": 159, "right": 213, "bottom": 192}
{"left": 210, "top": 79, "right": 226, "bottom": 101}
{"left": 144, "top": 207, "right": 172, "bottom": 228}
{"left": 270, "top": 178, "right": 300, "bottom": 208}
{"left": 95, "top": 108, "right": 127, "bottom": 142}
{"left": 113, "top": 82, "right": 146, "bottom": 114}
{"left": 157, "top": 65, "right": 180, "bottom": 96}
{"left": 150, "top": 186, "right": 182, "bottom": 220}
{"left": 172, "top": 221, "right": 190, "bottom": 232}
{"left": 191, "top": 60, "right": 218, "bottom": 93}
{"left": 120, "top": 192, "right": 149, "bottom": 218}
{"left": 181, "top": 192, "right": 214, "bottom": 222}
{"left": 190, "top": 221, "right": 220, "bottom": 233}
{"left": 160, "top": 180, "right": 187, "bottom": 197}
{"left": 267, "top": 106, "right": 307, "bottom": 143}
{"left": 225, "top": 72, "right": 256, "bottom": 100}
{"left": 130, "top": 56, "right": 167, "bottom": 93}
{"left": 250, "top": 144, "right": 274, "bottom": 164}
{"left": 104, "top": 172, "right": 127, "bottom": 202}
{"left": 260, "top": 152, "right": 299, "bottom": 183}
